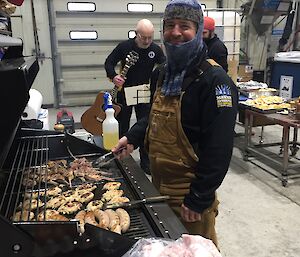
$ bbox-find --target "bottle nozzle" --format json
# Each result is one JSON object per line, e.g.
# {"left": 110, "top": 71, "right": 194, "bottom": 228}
{"left": 104, "top": 92, "right": 113, "bottom": 110}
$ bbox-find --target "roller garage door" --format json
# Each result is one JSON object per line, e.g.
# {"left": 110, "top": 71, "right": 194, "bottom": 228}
{"left": 49, "top": 0, "right": 166, "bottom": 106}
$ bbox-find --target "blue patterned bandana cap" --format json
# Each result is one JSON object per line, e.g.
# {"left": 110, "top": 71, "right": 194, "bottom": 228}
{"left": 161, "top": 0, "right": 204, "bottom": 96}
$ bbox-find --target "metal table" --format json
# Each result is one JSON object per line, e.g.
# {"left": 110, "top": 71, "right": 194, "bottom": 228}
{"left": 243, "top": 109, "right": 300, "bottom": 186}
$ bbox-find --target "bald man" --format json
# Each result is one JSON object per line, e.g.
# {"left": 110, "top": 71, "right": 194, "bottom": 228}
{"left": 105, "top": 19, "right": 165, "bottom": 174}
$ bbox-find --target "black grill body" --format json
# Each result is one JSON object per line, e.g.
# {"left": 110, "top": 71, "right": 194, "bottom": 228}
{"left": 0, "top": 52, "right": 187, "bottom": 257}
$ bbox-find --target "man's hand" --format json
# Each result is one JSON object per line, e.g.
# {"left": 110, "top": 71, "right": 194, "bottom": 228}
{"left": 112, "top": 136, "right": 134, "bottom": 159}
{"left": 113, "top": 75, "right": 125, "bottom": 88}
{"left": 181, "top": 203, "right": 201, "bottom": 222}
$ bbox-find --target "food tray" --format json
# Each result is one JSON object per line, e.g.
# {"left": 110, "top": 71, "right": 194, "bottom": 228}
{"left": 239, "top": 102, "right": 285, "bottom": 114}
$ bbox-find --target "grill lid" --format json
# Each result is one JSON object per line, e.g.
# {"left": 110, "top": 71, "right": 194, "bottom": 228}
{"left": 0, "top": 56, "right": 39, "bottom": 168}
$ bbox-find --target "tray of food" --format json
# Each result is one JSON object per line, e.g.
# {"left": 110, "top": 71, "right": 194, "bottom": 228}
{"left": 239, "top": 87, "right": 278, "bottom": 99}
{"left": 240, "top": 95, "right": 291, "bottom": 114}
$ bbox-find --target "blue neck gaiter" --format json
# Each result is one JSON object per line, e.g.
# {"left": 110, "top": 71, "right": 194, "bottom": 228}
{"left": 161, "top": 26, "right": 203, "bottom": 96}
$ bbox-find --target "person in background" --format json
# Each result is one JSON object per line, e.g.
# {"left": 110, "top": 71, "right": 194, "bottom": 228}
{"left": 104, "top": 19, "right": 165, "bottom": 175}
{"left": 112, "top": 0, "right": 237, "bottom": 247}
{"left": 203, "top": 16, "right": 228, "bottom": 72}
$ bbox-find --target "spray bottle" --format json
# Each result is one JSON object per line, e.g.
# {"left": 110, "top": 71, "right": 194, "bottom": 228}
{"left": 103, "top": 92, "right": 119, "bottom": 150}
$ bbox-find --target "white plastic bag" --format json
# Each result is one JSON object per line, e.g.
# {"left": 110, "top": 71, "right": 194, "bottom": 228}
{"left": 122, "top": 234, "right": 222, "bottom": 257}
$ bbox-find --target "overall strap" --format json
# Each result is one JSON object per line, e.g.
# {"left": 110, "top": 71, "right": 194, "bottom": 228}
{"left": 181, "top": 59, "right": 219, "bottom": 91}
{"left": 156, "top": 64, "right": 166, "bottom": 88}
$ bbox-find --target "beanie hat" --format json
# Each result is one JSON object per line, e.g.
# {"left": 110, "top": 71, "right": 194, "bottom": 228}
{"left": 204, "top": 16, "right": 215, "bottom": 31}
{"left": 161, "top": 0, "right": 205, "bottom": 96}
{"left": 163, "top": 0, "right": 203, "bottom": 29}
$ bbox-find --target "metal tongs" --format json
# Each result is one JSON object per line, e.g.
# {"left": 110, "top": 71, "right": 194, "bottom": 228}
{"left": 103, "top": 195, "right": 170, "bottom": 210}
{"left": 93, "top": 147, "right": 126, "bottom": 166}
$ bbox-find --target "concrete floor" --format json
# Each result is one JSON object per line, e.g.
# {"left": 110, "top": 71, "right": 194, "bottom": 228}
{"left": 46, "top": 107, "right": 300, "bottom": 257}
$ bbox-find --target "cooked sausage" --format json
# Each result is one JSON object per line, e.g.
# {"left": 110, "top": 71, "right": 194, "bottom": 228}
{"left": 110, "top": 224, "right": 122, "bottom": 234}
{"left": 75, "top": 210, "right": 86, "bottom": 233}
{"left": 116, "top": 208, "right": 130, "bottom": 233}
{"left": 84, "top": 211, "right": 98, "bottom": 227}
{"left": 94, "top": 209, "right": 109, "bottom": 229}
{"left": 104, "top": 209, "right": 120, "bottom": 229}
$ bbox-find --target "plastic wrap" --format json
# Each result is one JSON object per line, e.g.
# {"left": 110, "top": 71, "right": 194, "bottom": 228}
{"left": 122, "top": 234, "right": 222, "bottom": 257}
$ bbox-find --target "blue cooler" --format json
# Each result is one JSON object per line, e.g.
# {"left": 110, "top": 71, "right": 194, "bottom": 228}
{"left": 270, "top": 53, "right": 300, "bottom": 98}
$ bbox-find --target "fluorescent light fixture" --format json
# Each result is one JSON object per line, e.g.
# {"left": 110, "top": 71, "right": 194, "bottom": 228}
{"left": 128, "top": 30, "right": 136, "bottom": 39}
{"left": 260, "top": 15, "right": 274, "bottom": 25}
{"left": 68, "top": 2, "right": 96, "bottom": 12}
{"left": 277, "top": 2, "right": 290, "bottom": 12}
{"left": 69, "top": 31, "right": 98, "bottom": 40}
{"left": 127, "top": 3, "right": 153, "bottom": 12}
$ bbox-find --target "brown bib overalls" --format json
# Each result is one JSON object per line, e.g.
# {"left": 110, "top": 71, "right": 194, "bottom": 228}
{"left": 145, "top": 80, "right": 219, "bottom": 246}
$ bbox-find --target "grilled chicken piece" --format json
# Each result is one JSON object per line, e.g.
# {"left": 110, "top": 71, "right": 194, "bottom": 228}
{"left": 23, "top": 169, "right": 38, "bottom": 179}
{"left": 87, "top": 200, "right": 104, "bottom": 211}
{"left": 34, "top": 207, "right": 69, "bottom": 222}
{"left": 13, "top": 211, "right": 35, "bottom": 221}
{"left": 76, "top": 191, "right": 94, "bottom": 203}
{"left": 108, "top": 196, "right": 130, "bottom": 205}
{"left": 85, "top": 172, "right": 103, "bottom": 182}
{"left": 46, "top": 186, "right": 62, "bottom": 197}
{"left": 75, "top": 183, "right": 97, "bottom": 194}
{"left": 19, "top": 199, "right": 44, "bottom": 210}
{"left": 41, "top": 173, "right": 68, "bottom": 185}
{"left": 46, "top": 196, "right": 67, "bottom": 209}
{"left": 70, "top": 158, "right": 92, "bottom": 169}
{"left": 24, "top": 190, "right": 45, "bottom": 199}
{"left": 60, "top": 169, "right": 74, "bottom": 187}
{"left": 102, "top": 190, "right": 124, "bottom": 202}
{"left": 37, "top": 209, "right": 59, "bottom": 221}
{"left": 61, "top": 190, "right": 76, "bottom": 202}
{"left": 22, "top": 178, "right": 37, "bottom": 187}
{"left": 103, "top": 182, "right": 121, "bottom": 191}
{"left": 73, "top": 169, "right": 86, "bottom": 182}
{"left": 58, "top": 201, "right": 82, "bottom": 214}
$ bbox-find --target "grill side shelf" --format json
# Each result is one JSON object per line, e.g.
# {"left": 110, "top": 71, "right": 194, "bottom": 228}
{"left": 0, "top": 215, "right": 34, "bottom": 257}
{"left": 116, "top": 156, "right": 188, "bottom": 239}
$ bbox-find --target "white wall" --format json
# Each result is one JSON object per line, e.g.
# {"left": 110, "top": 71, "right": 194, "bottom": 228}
{"left": 11, "top": 0, "right": 55, "bottom": 105}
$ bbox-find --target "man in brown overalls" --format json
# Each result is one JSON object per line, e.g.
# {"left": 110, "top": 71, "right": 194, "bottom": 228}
{"left": 113, "top": 0, "right": 237, "bottom": 248}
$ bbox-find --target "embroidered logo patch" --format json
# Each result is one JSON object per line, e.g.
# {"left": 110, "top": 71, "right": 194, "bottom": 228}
{"left": 148, "top": 51, "right": 155, "bottom": 58}
{"left": 215, "top": 84, "right": 232, "bottom": 108}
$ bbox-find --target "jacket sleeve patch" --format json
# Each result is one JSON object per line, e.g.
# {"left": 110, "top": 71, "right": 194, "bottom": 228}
{"left": 215, "top": 84, "right": 232, "bottom": 108}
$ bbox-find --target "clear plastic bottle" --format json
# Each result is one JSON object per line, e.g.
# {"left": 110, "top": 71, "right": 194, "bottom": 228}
{"left": 102, "top": 92, "right": 119, "bottom": 150}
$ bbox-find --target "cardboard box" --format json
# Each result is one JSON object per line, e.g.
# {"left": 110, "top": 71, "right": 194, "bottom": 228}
{"left": 238, "top": 64, "right": 253, "bottom": 82}
{"left": 228, "top": 59, "right": 238, "bottom": 84}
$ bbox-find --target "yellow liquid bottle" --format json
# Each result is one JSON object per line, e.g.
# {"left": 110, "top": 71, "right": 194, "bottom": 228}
{"left": 102, "top": 92, "right": 119, "bottom": 150}
{"left": 103, "top": 132, "right": 119, "bottom": 150}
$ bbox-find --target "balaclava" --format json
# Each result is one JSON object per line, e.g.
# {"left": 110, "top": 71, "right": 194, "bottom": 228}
{"left": 161, "top": 0, "right": 204, "bottom": 96}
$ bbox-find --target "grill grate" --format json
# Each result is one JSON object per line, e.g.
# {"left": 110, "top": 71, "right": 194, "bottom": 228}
{"left": 0, "top": 133, "right": 157, "bottom": 240}
{"left": 124, "top": 209, "right": 154, "bottom": 239}
{"left": 0, "top": 135, "right": 50, "bottom": 220}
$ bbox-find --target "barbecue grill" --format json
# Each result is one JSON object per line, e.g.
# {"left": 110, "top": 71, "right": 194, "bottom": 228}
{"left": 0, "top": 52, "right": 187, "bottom": 257}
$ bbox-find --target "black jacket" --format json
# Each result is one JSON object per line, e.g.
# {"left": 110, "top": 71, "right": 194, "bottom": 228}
{"left": 205, "top": 35, "right": 228, "bottom": 72}
{"left": 126, "top": 57, "right": 237, "bottom": 213}
{"left": 104, "top": 38, "right": 165, "bottom": 87}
